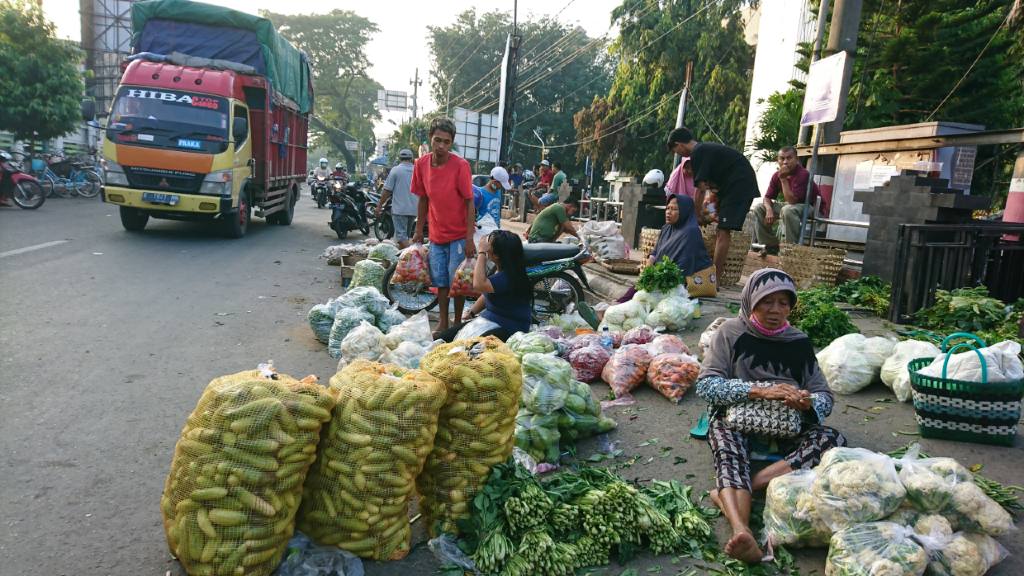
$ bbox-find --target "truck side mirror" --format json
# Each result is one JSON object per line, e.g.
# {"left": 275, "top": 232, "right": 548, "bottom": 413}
{"left": 233, "top": 117, "right": 249, "bottom": 145}
{"left": 81, "top": 99, "right": 96, "bottom": 121}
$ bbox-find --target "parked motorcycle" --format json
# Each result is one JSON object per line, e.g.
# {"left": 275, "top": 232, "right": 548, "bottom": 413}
{"left": 373, "top": 193, "right": 394, "bottom": 241}
{"left": 0, "top": 151, "right": 45, "bottom": 209}
{"left": 328, "top": 180, "right": 370, "bottom": 240}
{"left": 311, "top": 175, "right": 330, "bottom": 209}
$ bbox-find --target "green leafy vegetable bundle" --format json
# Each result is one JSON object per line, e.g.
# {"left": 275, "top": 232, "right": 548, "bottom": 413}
{"left": 791, "top": 287, "right": 859, "bottom": 348}
{"left": 637, "top": 256, "right": 684, "bottom": 294}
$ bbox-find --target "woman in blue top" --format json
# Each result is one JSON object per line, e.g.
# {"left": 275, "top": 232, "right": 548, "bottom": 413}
{"left": 441, "top": 230, "right": 532, "bottom": 341}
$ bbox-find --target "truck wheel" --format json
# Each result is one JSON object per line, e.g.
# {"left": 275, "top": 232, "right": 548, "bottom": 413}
{"left": 120, "top": 206, "right": 149, "bottom": 231}
{"left": 269, "top": 187, "right": 295, "bottom": 226}
{"left": 223, "top": 192, "right": 250, "bottom": 238}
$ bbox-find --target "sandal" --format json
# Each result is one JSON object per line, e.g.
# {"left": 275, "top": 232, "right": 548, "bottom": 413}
{"left": 690, "top": 409, "right": 710, "bottom": 439}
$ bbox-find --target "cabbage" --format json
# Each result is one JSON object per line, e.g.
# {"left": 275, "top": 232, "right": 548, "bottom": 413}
{"left": 507, "top": 331, "right": 558, "bottom": 359}
{"left": 646, "top": 294, "right": 699, "bottom": 331}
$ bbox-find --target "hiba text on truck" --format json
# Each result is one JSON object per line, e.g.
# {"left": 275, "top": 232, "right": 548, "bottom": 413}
{"left": 101, "top": 0, "right": 313, "bottom": 238}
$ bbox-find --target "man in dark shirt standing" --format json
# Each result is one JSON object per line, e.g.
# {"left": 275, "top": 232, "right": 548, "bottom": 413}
{"left": 667, "top": 127, "right": 759, "bottom": 280}
{"left": 752, "top": 146, "right": 820, "bottom": 253}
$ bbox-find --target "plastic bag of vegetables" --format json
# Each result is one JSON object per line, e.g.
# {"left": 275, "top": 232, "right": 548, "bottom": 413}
{"left": 599, "top": 299, "right": 649, "bottom": 332}
{"left": 646, "top": 294, "right": 699, "bottom": 332}
{"left": 825, "top": 522, "right": 928, "bottom": 576}
{"left": 297, "top": 361, "right": 447, "bottom": 560}
{"left": 622, "top": 324, "right": 658, "bottom": 345}
{"left": 514, "top": 409, "right": 562, "bottom": 464}
{"left": 328, "top": 308, "right": 375, "bottom": 359}
{"left": 160, "top": 367, "right": 335, "bottom": 576}
{"left": 817, "top": 334, "right": 876, "bottom": 395}
{"left": 645, "top": 353, "right": 701, "bottom": 402}
{"left": 368, "top": 242, "right": 399, "bottom": 265}
{"left": 534, "top": 325, "right": 564, "bottom": 340}
{"left": 602, "top": 344, "right": 653, "bottom": 397}
{"left": 569, "top": 344, "right": 611, "bottom": 383}
{"left": 763, "top": 470, "right": 832, "bottom": 548}
{"left": 449, "top": 258, "right": 479, "bottom": 298}
{"left": 391, "top": 244, "right": 431, "bottom": 286}
{"left": 549, "top": 306, "right": 591, "bottom": 333}
{"left": 896, "top": 445, "right": 973, "bottom": 514}
{"left": 862, "top": 336, "right": 898, "bottom": 375}
{"left": 698, "top": 317, "right": 729, "bottom": 360}
{"left": 881, "top": 340, "right": 940, "bottom": 402}
{"left": 384, "top": 311, "right": 433, "bottom": 350}
{"left": 567, "top": 333, "right": 603, "bottom": 355}
{"left": 946, "top": 479, "right": 1015, "bottom": 537}
{"left": 813, "top": 447, "right": 907, "bottom": 530}
{"left": 335, "top": 286, "right": 391, "bottom": 318}
{"left": 388, "top": 341, "right": 427, "bottom": 369}
{"left": 521, "top": 353, "right": 574, "bottom": 414}
{"left": 307, "top": 302, "right": 336, "bottom": 344}
{"left": 337, "top": 321, "right": 390, "bottom": 370}
{"left": 507, "top": 331, "right": 558, "bottom": 359}
{"left": 916, "top": 530, "right": 1008, "bottom": 576}
{"left": 350, "top": 259, "right": 386, "bottom": 291}
{"left": 886, "top": 507, "right": 957, "bottom": 537}
{"left": 375, "top": 306, "right": 407, "bottom": 333}
{"left": 418, "top": 337, "right": 522, "bottom": 536}
{"left": 557, "top": 380, "right": 616, "bottom": 442}
{"left": 647, "top": 334, "right": 690, "bottom": 356}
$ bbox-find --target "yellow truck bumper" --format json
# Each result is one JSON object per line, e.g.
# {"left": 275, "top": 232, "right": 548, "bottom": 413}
{"left": 103, "top": 186, "right": 231, "bottom": 215}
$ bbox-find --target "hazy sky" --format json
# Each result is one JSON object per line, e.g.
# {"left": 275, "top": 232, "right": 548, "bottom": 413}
{"left": 44, "top": 0, "right": 622, "bottom": 137}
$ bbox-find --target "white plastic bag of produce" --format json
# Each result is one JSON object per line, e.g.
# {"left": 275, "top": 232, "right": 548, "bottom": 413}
{"left": 813, "top": 447, "right": 906, "bottom": 530}
{"left": 328, "top": 307, "right": 375, "bottom": 359}
{"left": 896, "top": 445, "right": 973, "bottom": 514}
{"left": 915, "top": 529, "right": 1009, "bottom": 576}
{"left": 825, "top": 522, "right": 928, "bottom": 576}
{"left": 384, "top": 311, "right": 433, "bottom": 350}
{"left": 600, "top": 299, "right": 649, "bottom": 332}
{"left": 881, "top": 340, "right": 941, "bottom": 402}
{"left": 350, "top": 259, "right": 386, "bottom": 291}
{"left": 507, "top": 331, "right": 558, "bottom": 359}
{"left": 817, "top": 334, "right": 875, "bottom": 394}
{"left": 521, "top": 353, "right": 574, "bottom": 414}
{"left": 698, "top": 317, "right": 729, "bottom": 361}
{"left": 763, "top": 469, "right": 832, "bottom": 548}
{"left": 918, "top": 340, "right": 1023, "bottom": 383}
{"left": 646, "top": 294, "right": 699, "bottom": 331}
{"left": 336, "top": 321, "right": 389, "bottom": 370}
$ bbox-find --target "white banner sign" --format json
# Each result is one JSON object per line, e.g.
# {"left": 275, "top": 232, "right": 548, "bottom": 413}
{"left": 800, "top": 51, "right": 847, "bottom": 127}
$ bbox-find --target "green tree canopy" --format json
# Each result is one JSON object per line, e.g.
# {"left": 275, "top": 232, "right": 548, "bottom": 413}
{"left": 428, "top": 9, "right": 613, "bottom": 175}
{"left": 574, "top": 0, "right": 754, "bottom": 174}
{"left": 0, "top": 0, "right": 84, "bottom": 142}
{"left": 263, "top": 9, "right": 381, "bottom": 170}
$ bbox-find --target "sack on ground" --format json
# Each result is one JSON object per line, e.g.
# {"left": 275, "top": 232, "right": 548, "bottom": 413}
{"left": 646, "top": 353, "right": 701, "bottom": 402}
{"left": 622, "top": 324, "right": 658, "bottom": 346}
{"left": 521, "top": 353, "right": 574, "bottom": 414}
{"left": 384, "top": 311, "right": 433, "bottom": 350}
{"left": 507, "top": 331, "right": 558, "bottom": 359}
{"left": 646, "top": 294, "right": 699, "bottom": 332}
{"left": 368, "top": 242, "right": 399, "bottom": 265}
{"left": 160, "top": 368, "right": 335, "bottom": 576}
{"left": 335, "top": 286, "right": 391, "bottom": 318}
{"left": 599, "top": 299, "right": 649, "bottom": 332}
{"left": 297, "top": 361, "right": 447, "bottom": 560}
{"left": 648, "top": 334, "right": 690, "bottom": 356}
{"left": 916, "top": 530, "right": 1008, "bottom": 576}
{"left": 514, "top": 409, "right": 562, "bottom": 464}
{"left": 817, "top": 334, "right": 875, "bottom": 395}
{"left": 698, "top": 317, "right": 729, "bottom": 361}
{"left": 881, "top": 340, "right": 941, "bottom": 402}
{"left": 897, "top": 445, "right": 973, "bottom": 514}
{"left": 388, "top": 341, "right": 427, "bottom": 369}
{"left": 308, "top": 303, "right": 336, "bottom": 344}
{"left": 602, "top": 344, "right": 653, "bottom": 397}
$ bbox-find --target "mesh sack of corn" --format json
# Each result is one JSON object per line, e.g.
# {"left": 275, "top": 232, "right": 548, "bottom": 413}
{"left": 160, "top": 367, "right": 335, "bottom": 576}
{"left": 418, "top": 336, "right": 522, "bottom": 536}
{"left": 296, "top": 360, "right": 446, "bottom": 560}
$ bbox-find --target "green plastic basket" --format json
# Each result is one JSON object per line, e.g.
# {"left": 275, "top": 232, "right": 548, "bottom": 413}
{"left": 908, "top": 332, "right": 1024, "bottom": 446}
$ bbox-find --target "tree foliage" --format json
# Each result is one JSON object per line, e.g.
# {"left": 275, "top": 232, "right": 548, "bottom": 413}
{"left": 751, "top": 89, "right": 803, "bottom": 163}
{"left": 0, "top": 0, "right": 84, "bottom": 142}
{"left": 428, "top": 9, "right": 613, "bottom": 174}
{"left": 263, "top": 9, "right": 381, "bottom": 169}
{"left": 575, "top": 0, "right": 754, "bottom": 173}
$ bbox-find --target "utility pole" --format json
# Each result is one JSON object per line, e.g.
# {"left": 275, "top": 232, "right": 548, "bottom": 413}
{"left": 673, "top": 61, "right": 694, "bottom": 168}
{"left": 798, "top": 0, "right": 832, "bottom": 147}
{"left": 819, "top": 0, "right": 863, "bottom": 171}
{"left": 410, "top": 68, "right": 422, "bottom": 120}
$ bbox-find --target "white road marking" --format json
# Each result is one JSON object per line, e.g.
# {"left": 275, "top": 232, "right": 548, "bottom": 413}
{"left": 0, "top": 240, "right": 69, "bottom": 259}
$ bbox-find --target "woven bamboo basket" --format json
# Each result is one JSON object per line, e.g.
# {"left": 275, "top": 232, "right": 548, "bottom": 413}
{"left": 702, "top": 224, "right": 750, "bottom": 287}
{"left": 640, "top": 227, "right": 660, "bottom": 262}
{"left": 599, "top": 258, "right": 642, "bottom": 275}
{"left": 778, "top": 244, "right": 845, "bottom": 289}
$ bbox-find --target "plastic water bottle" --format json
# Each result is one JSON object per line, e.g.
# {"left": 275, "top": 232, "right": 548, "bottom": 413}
{"left": 600, "top": 326, "right": 613, "bottom": 351}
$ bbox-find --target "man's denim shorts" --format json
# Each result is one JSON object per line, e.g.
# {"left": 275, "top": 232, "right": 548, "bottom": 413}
{"left": 428, "top": 238, "right": 465, "bottom": 288}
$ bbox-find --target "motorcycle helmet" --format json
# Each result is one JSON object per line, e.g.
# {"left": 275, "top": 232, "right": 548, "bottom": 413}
{"left": 0, "top": 151, "right": 11, "bottom": 161}
{"left": 319, "top": 158, "right": 328, "bottom": 168}
{"left": 643, "top": 169, "right": 665, "bottom": 187}
{"left": 398, "top": 149, "right": 414, "bottom": 161}
{"left": 335, "top": 162, "right": 344, "bottom": 170}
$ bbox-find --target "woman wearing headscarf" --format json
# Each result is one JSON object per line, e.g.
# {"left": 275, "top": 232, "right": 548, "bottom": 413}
{"left": 617, "top": 194, "right": 714, "bottom": 302}
{"left": 695, "top": 268, "right": 846, "bottom": 563}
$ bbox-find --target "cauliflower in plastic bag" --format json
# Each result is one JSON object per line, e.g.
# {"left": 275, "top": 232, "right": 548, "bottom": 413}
{"left": 328, "top": 307, "right": 375, "bottom": 358}
{"left": 698, "top": 317, "right": 730, "bottom": 361}
{"left": 648, "top": 334, "right": 690, "bottom": 356}
{"left": 392, "top": 244, "right": 431, "bottom": 286}
{"left": 919, "top": 531, "right": 1008, "bottom": 576}
{"left": 646, "top": 294, "right": 699, "bottom": 331}
{"left": 948, "top": 481, "right": 1015, "bottom": 537}
{"left": 825, "top": 522, "right": 928, "bottom": 576}
{"left": 622, "top": 324, "right": 658, "bottom": 345}
{"left": 763, "top": 470, "right": 832, "bottom": 548}
{"left": 521, "top": 353, "right": 575, "bottom": 414}
{"left": 568, "top": 344, "right": 611, "bottom": 383}
{"left": 335, "top": 286, "right": 391, "bottom": 318}
{"left": 897, "top": 446, "right": 973, "bottom": 514}
{"left": 307, "top": 302, "right": 336, "bottom": 344}
{"left": 881, "top": 340, "right": 941, "bottom": 402}
{"left": 602, "top": 344, "right": 653, "bottom": 397}
{"left": 368, "top": 241, "right": 399, "bottom": 264}
{"left": 813, "top": 447, "right": 907, "bottom": 530}
{"left": 388, "top": 340, "right": 427, "bottom": 369}
{"left": 350, "top": 259, "right": 387, "bottom": 291}
{"left": 336, "top": 320, "right": 389, "bottom": 369}
{"left": 817, "top": 334, "right": 876, "bottom": 395}
{"left": 645, "top": 353, "right": 701, "bottom": 402}
{"left": 507, "top": 331, "right": 558, "bottom": 359}
{"left": 600, "top": 299, "right": 649, "bottom": 332}
{"left": 384, "top": 311, "right": 433, "bottom": 350}
{"left": 886, "top": 508, "right": 957, "bottom": 537}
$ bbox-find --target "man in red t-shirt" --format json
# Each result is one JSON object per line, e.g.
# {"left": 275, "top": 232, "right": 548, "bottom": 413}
{"left": 528, "top": 160, "right": 554, "bottom": 212}
{"left": 411, "top": 117, "right": 476, "bottom": 335}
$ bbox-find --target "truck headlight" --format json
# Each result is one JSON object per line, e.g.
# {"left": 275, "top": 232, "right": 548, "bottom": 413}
{"left": 104, "top": 160, "right": 128, "bottom": 186}
{"left": 200, "top": 170, "right": 233, "bottom": 196}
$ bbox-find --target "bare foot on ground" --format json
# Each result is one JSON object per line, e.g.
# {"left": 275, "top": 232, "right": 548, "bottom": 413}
{"left": 725, "top": 529, "right": 763, "bottom": 564}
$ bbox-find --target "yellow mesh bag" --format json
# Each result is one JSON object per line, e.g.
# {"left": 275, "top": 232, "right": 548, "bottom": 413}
{"left": 417, "top": 336, "right": 522, "bottom": 536}
{"left": 296, "top": 360, "right": 447, "bottom": 560}
{"left": 160, "top": 369, "right": 335, "bottom": 576}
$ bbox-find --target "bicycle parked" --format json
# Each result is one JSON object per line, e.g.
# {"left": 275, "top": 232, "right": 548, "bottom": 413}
{"left": 28, "top": 152, "right": 103, "bottom": 199}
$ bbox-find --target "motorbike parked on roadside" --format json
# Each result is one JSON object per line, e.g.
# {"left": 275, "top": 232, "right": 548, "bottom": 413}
{"left": 0, "top": 151, "right": 45, "bottom": 209}
{"left": 328, "top": 180, "right": 370, "bottom": 239}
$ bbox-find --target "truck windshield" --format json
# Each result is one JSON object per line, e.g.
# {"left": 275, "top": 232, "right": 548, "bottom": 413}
{"left": 107, "top": 87, "right": 229, "bottom": 153}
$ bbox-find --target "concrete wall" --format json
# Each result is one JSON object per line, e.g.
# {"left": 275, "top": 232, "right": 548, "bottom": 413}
{"left": 742, "top": 0, "right": 816, "bottom": 197}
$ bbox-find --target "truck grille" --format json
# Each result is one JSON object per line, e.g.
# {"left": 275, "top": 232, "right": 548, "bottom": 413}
{"left": 124, "top": 166, "right": 203, "bottom": 194}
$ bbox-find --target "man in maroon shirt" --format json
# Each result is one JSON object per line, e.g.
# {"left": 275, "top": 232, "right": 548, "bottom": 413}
{"left": 751, "top": 146, "right": 820, "bottom": 253}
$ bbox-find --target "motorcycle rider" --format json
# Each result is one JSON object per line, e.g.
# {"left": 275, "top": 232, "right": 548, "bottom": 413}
{"left": 313, "top": 158, "right": 331, "bottom": 179}
{"left": 331, "top": 162, "right": 349, "bottom": 183}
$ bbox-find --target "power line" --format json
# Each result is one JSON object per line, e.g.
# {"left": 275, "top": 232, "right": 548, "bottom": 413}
{"left": 688, "top": 94, "right": 724, "bottom": 143}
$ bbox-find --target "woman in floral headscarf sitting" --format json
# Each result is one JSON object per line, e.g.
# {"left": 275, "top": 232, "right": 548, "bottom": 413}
{"left": 695, "top": 268, "right": 846, "bottom": 563}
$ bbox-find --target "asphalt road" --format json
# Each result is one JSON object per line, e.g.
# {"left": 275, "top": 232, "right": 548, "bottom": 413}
{"left": 1, "top": 195, "right": 1021, "bottom": 576}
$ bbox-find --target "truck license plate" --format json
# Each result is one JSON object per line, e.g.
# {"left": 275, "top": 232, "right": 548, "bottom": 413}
{"left": 142, "top": 192, "right": 179, "bottom": 205}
